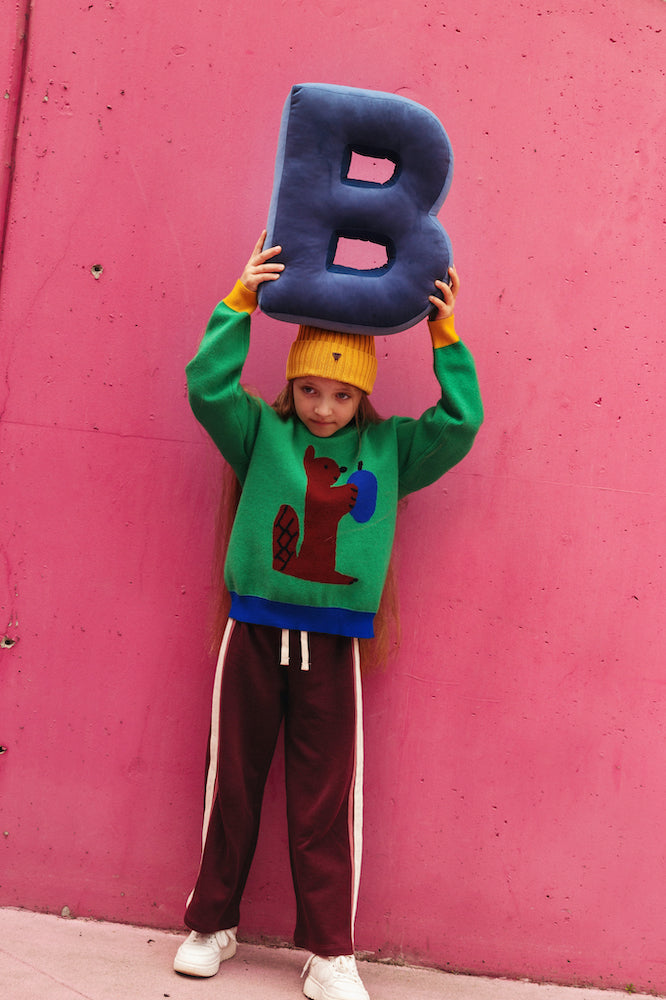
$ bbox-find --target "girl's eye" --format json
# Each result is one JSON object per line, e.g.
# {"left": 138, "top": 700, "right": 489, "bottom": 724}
{"left": 336, "top": 393, "right": 350, "bottom": 401}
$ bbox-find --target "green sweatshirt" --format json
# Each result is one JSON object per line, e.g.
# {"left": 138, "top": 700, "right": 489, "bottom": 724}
{"left": 186, "top": 281, "right": 483, "bottom": 638}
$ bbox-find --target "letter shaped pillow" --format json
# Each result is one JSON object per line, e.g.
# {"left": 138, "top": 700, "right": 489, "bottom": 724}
{"left": 258, "top": 83, "right": 454, "bottom": 336}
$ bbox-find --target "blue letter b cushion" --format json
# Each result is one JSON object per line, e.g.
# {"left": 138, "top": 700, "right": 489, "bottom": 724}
{"left": 258, "top": 83, "right": 454, "bottom": 336}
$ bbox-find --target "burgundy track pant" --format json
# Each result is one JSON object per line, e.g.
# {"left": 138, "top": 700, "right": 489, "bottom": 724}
{"left": 184, "top": 619, "right": 364, "bottom": 957}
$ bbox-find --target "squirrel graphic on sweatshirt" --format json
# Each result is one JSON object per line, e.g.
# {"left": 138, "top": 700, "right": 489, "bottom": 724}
{"left": 273, "top": 445, "right": 378, "bottom": 585}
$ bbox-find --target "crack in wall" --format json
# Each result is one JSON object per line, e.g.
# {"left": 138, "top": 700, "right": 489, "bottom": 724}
{"left": 0, "top": 0, "right": 33, "bottom": 297}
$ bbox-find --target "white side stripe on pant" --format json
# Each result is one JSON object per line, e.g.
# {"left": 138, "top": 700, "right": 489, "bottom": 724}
{"left": 186, "top": 616, "right": 236, "bottom": 906}
{"left": 350, "top": 636, "right": 364, "bottom": 940}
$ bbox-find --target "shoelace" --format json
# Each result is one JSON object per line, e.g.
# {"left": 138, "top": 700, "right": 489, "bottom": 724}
{"left": 301, "top": 954, "right": 362, "bottom": 983}
{"left": 191, "top": 929, "right": 235, "bottom": 947}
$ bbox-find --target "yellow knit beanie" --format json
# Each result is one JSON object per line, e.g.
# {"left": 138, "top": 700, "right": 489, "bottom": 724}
{"left": 286, "top": 325, "right": 377, "bottom": 394}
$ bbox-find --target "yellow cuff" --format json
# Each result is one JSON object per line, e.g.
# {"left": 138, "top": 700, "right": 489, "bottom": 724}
{"left": 428, "top": 313, "right": 459, "bottom": 348}
{"left": 223, "top": 280, "right": 258, "bottom": 314}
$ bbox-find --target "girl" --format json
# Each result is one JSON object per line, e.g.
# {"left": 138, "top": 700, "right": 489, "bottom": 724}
{"left": 174, "top": 232, "right": 483, "bottom": 1000}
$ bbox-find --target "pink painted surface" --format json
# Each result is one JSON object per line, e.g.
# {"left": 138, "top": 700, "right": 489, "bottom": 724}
{"left": 1, "top": 0, "right": 665, "bottom": 992}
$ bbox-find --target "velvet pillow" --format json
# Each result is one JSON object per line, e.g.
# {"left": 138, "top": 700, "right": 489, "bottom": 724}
{"left": 258, "top": 83, "right": 454, "bottom": 336}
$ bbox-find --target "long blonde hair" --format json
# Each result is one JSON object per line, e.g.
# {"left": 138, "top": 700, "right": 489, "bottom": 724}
{"left": 209, "top": 384, "right": 401, "bottom": 674}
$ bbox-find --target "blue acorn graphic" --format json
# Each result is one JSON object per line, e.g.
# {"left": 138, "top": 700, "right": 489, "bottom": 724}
{"left": 346, "top": 462, "right": 377, "bottom": 523}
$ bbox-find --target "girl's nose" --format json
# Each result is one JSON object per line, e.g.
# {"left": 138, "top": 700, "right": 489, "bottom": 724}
{"left": 315, "top": 399, "right": 332, "bottom": 416}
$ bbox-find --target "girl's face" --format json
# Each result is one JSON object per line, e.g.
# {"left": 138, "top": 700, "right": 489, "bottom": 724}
{"left": 292, "top": 376, "right": 363, "bottom": 437}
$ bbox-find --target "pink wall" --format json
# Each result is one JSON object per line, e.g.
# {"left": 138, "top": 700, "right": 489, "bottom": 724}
{"left": 1, "top": 0, "right": 665, "bottom": 992}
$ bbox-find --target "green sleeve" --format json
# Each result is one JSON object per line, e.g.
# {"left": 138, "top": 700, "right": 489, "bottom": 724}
{"left": 185, "top": 297, "right": 262, "bottom": 483}
{"left": 396, "top": 339, "right": 483, "bottom": 498}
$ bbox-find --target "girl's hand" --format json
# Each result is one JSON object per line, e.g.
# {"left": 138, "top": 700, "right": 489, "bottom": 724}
{"left": 428, "top": 266, "right": 460, "bottom": 320}
{"left": 240, "top": 230, "right": 284, "bottom": 292}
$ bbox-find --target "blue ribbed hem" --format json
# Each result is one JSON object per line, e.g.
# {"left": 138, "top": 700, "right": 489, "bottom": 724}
{"left": 229, "top": 593, "right": 375, "bottom": 639}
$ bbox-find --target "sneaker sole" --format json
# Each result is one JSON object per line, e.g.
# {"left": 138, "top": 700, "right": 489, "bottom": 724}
{"left": 173, "top": 939, "right": 237, "bottom": 978}
{"left": 303, "top": 970, "right": 369, "bottom": 1000}
{"left": 173, "top": 956, "right": 221, "bottom": 977}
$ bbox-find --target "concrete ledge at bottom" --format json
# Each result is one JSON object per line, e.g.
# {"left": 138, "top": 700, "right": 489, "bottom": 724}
{"left": 0, "top": 908, "right": 657, "bottom": 1000}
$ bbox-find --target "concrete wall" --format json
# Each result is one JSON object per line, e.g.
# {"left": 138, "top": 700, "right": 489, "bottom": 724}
{"left": 1, "top": 0, "right": 665, "bottom": 992}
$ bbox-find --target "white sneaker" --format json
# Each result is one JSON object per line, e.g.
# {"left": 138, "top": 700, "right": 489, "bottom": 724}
{"left": 302, "top": 954, "right": 370, "bottom": 1000}
{"left": 173, "top": 927, "right": 237, "bottom": 977}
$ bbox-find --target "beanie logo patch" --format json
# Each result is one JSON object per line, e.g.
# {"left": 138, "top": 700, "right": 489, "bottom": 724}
{"left": 332, "top": 352, "right": 341, "bottom": 361}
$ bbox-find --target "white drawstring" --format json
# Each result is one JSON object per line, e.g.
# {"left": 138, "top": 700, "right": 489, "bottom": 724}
{"left": 280, "top": 629, "right": 310, "bottom": 670}
{"left": 280, "top": 629, "right": 290, "bottom": 666}
{"left": 300, "top": 630, "right": 310, "bottom": 671}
